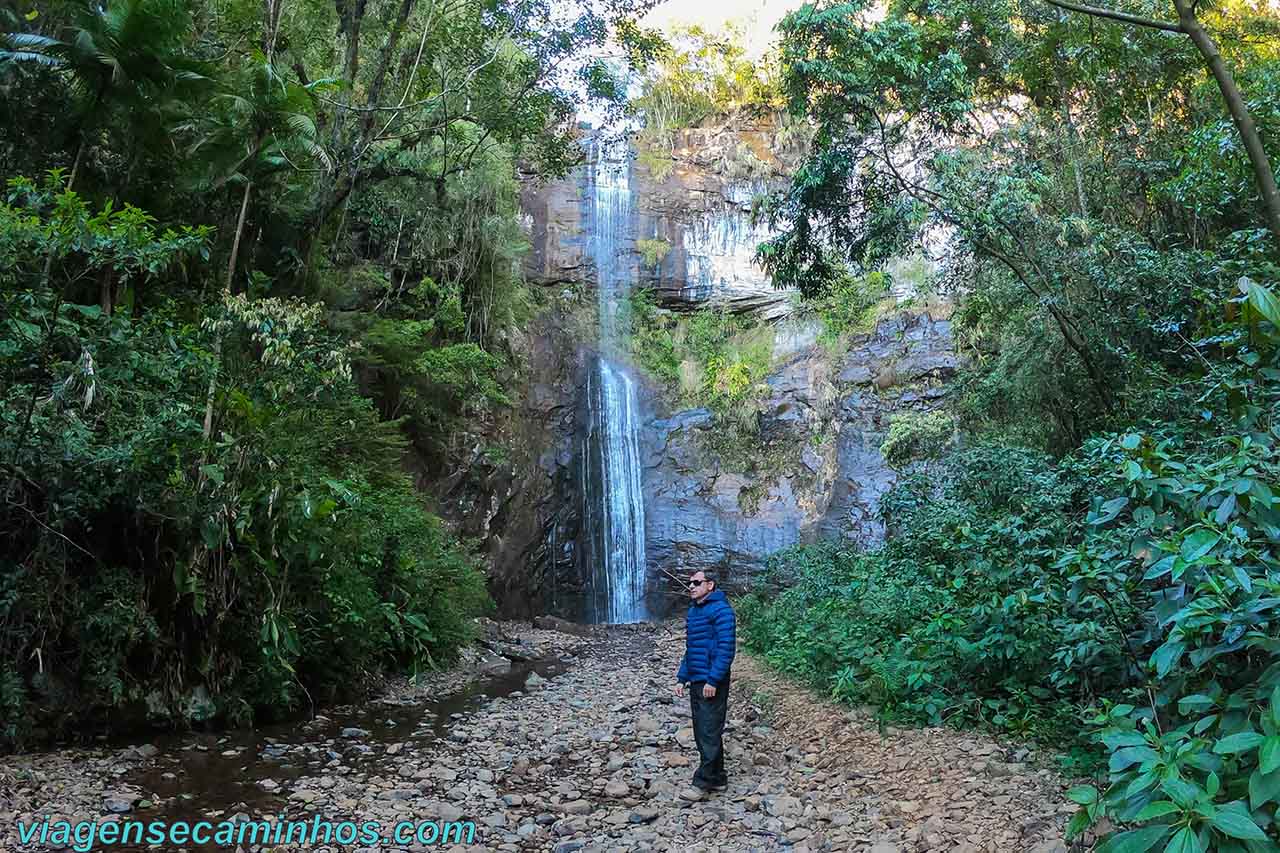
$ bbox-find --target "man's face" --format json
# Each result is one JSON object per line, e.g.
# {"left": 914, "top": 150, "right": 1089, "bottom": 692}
{"left": 687, "top": 573, "right": 711, "bottom": 602}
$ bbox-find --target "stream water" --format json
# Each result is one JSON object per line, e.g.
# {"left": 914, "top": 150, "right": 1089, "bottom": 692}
{"left": 111, "top": 658, "right": 567, "bottom": 851}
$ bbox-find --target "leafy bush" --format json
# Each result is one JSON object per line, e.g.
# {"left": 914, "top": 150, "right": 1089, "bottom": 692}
{"left": 624, "top": 290, "right": 773, "bottom": 414}
{"left": 806, "top": 268, "right": 892, "bottom": 350}
{"left": 880, "top": 410, "right": 957, "bottom": 468}
{"left": 636, "top": 237, "right": 671, "bottom": 267}
{"left": 0, "top": 181, "right": 489, "bottom": 747}
{"left": 743, "top": 444, "right": 1078, "bottom": 736}
{"left": 744, "top": 278, "right": 1280, "bottom": 847}
{"left": 632, "top": 24, "right": 784, "bottom": 139}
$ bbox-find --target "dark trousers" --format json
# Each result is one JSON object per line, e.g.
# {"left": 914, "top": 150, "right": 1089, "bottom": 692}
{"left": 689, "top": 680, "right": 729, "bottom": 789}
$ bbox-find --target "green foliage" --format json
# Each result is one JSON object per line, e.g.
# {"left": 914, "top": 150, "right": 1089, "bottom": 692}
{"left": 631, "top": 24, "right": 785, "bottom": 168}
{"left": 745, "top": 278, "right": 1280, "bottom": 847}
{"left": 880, "top": 410, "right": 957, "bottom": 468}
{"left": 744, "top": 0, "right": 1280, "bottom": 847}
{"left": 624, "top": 290, "right": 773, "bottom": 413}
{"left": 743, "top": 444, "right": 1078, "bottom": 739}
{"left": 759, "top": 0, "right": 1280, "bottom": 450}
{"left": 631, "top": 24, "right": 783, "bottom": 137}
{"left": 623, "top": 290, "right": 777, "bottom": 471}
{"left": 805, "top": 268, "right": 891, "bottom": 350}
{"left": 636, "top": 237, "right": 671, "bottom": 268}
{"left": 0, "top": 182, "right": 490, "bottom": 747}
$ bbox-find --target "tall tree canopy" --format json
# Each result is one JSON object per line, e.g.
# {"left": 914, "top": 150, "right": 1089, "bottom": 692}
{"left": 0, "top": 0, "right": 656, "bottom": 745}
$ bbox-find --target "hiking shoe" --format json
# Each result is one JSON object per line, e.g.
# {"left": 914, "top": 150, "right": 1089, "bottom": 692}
{"left": 678, "top": 785, "right": 707, "bottom": 802}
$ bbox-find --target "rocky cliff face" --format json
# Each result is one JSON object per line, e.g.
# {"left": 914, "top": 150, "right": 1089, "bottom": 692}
{"left": 522, "top": 122, "right": 803, "bottom": 319}
{"left": 642, "top": 308, "right": 957, "bottom": 601}
{"left": 418, "top": 292, "right": 593, "bottom": 619}
{"left": 451, "top": 123, "right": 960, "bottom": 619}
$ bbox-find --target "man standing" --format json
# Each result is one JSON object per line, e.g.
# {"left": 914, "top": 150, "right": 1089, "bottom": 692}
{"left": 674, "top": 569, "right": 736, "bottom": 795}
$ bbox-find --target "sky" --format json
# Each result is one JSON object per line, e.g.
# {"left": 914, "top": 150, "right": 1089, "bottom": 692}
{"left": 641, "top": 0, "right": 805, "bottom": 57}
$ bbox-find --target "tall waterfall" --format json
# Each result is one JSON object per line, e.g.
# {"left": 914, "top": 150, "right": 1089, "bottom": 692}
{"left": 581, "top": 138, "right": 648, "bottom": 624}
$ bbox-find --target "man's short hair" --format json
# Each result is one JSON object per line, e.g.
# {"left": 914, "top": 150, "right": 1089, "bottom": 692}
{"left": 699, "top": 569, "right": 718, "bottom": 587}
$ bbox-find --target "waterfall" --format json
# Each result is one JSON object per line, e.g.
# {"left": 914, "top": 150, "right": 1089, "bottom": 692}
{"left": 582, "top": 138, "right": 648, "bottom": 624}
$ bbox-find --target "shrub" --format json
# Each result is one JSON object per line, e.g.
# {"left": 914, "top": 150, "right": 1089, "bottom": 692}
{"left": 0, "top": 181, "right": 489, "bottom": 747}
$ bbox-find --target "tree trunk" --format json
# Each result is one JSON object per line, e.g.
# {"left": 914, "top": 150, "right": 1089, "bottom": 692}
{"left": 98, "top": 267, "right": 115, "bottom": 316}
{"left": 226, "top": 180, "right": 253, "bottom": 293}
{"left": 1045, "top": 0, "right": 1280, "bottom": 245}
{"left": 204, "top": 181, "right": 253, "bottom": 442}
{"left": 1170, "top": 0, "right": 1280, "bottom": 246}
{"left": 67, "top": 137, "right": 86, "bottom": 191}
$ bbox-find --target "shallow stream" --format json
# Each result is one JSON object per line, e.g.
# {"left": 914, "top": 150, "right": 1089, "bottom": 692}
{"left": 111, "top": 657, "right": 569, "bottom": 850}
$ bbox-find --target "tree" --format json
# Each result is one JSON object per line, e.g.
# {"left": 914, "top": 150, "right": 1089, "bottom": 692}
{"left": 1042, "top": 0, "right": 1280, "bottom": 247}
{"left": 181, "top": 55, "right": 331, "bottom": 293}
{"left": 0, "top": 0, "right": 196, "bottom": 189}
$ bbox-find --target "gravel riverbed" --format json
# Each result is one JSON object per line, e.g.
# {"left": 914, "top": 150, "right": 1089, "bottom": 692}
{"left": 2, "top": 621, "right": 1077, "bottom": 852}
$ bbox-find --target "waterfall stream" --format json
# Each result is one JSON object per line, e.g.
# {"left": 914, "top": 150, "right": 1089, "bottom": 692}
{"left": 581, "top": 138, "right": 648, "bottom": 624}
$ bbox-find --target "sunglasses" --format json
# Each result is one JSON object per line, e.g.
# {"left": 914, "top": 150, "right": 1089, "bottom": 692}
{"left": 687, "top": 578, "right": 707, "bottom": 588}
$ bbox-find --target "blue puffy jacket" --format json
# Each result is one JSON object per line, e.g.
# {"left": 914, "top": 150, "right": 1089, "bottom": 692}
{"left": 677, "top": 588, "right": 736, "bottom": 686}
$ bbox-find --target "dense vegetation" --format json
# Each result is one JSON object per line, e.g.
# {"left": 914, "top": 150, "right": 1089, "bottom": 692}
{"left": 0, "top": 0, "right": 657, "bottom": 747}
{"left": 738, "top": 0, "right": 1280, "bottom": 848}
{"left": 629, "top": 24, "right": 786, "bottom": 181}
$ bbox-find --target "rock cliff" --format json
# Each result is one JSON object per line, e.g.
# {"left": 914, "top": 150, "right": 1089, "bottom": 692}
{"left": 642, "top": 308, "right": 957, "bottom": 601}
{"left": 443, "top": 123, "right": 960, "bottom": 619}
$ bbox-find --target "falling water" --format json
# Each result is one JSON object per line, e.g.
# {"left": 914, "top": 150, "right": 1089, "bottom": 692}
{"left": 582, "top": 138, "right": 648, "bottom": 624}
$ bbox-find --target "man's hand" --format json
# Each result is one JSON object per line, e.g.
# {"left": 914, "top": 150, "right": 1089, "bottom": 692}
{"left": 702, "top": 683, "right": 716, "bottom": 698}
{"left": 674, "top": 683, "right": 684, "bottom": 698}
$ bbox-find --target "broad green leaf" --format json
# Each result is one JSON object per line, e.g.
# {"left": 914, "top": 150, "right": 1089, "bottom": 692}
{"left": 1152, "top": 640, "right": 1185, "bottom": 678}
{"left": 1112, "top": 745, "right": 1160, "bottom": 772}
{"left": 9, "top": 318, "right": 42, "bottom": 341}
{"left": 1234, "top": 567, "right": 1254, "bottom": 593}
{"left": 1093, "top": 496, "right": 1130, "bottom": 525}
{"left": 1249, "top": 767, "right": 1280, "bottom": 809}
{"left": 1194, "top": 714, "right": 1219, "bottom": 735}
{"left": 1161, "top": 826, "right": 1198, "bottom": 853}
{"left": 1214, "top": 731, "right": 1265, "bottom": 755}
{"left": 1162, "top": 776, "right": 1203, "bottom": 807}
{"left": 1066, "top": 808, "right": 1091, "bottom": 840}
{"left": 1178, "top": 695, "right": 1216, "bottom": 714}
{"left": 1145, "top": 555, "right": 1175, "bottom": 580}
{"left": 1105, "top": 730, "right": 1151, "bottom": 749}
{"left": 1181, "top": 529, "right": 1220, "bottom": 563}
{"left": 1245, "top": 279, "right": 1280, "bottom": 329}
{"left": 1134, "top": 800, "right": 1182, "bottom": 822}
{"left": 1095, "top": 826, "right": 1172, "bottom": 853}
{"left": 1216, "top": 493, "right": 1237, "bottom": 524}
{"left": 1210, "top": 810, "right": 1267, "bottom": 840}
{"left": 1066, "top": 785, "right": 1099, "bottom": 805}
{"left": 1260, "top": 736, "right": 1280, "bottom": 774}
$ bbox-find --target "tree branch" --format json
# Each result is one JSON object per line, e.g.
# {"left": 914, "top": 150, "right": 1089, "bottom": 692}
{"left": 1041, "top": 0, "right": 1183, "bottom": 32}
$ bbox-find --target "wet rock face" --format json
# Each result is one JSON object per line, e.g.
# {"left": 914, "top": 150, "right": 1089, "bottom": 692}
{"left": 461, "top": 122, "right": 959, "bottom": 617}
{"left": 642, "top": 309, "right": 958, "bottom": 595}
{"left": 521, "top": 122, "right": 803, "bottom": 320}
{"left": 418, "top": 297, "right": 593, "bottom": 618}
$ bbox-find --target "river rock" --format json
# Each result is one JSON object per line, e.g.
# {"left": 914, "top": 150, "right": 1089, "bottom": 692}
{"left": 0, "top": 621, "right": 1072, "bottom": 853}
{"left": 103, "top": 794, "right": 133, "bottom": 814}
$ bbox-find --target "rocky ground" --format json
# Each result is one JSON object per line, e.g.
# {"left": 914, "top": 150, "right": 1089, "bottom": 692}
{"left": 1, "top": 621, "right": 1079, "bottom": 852}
